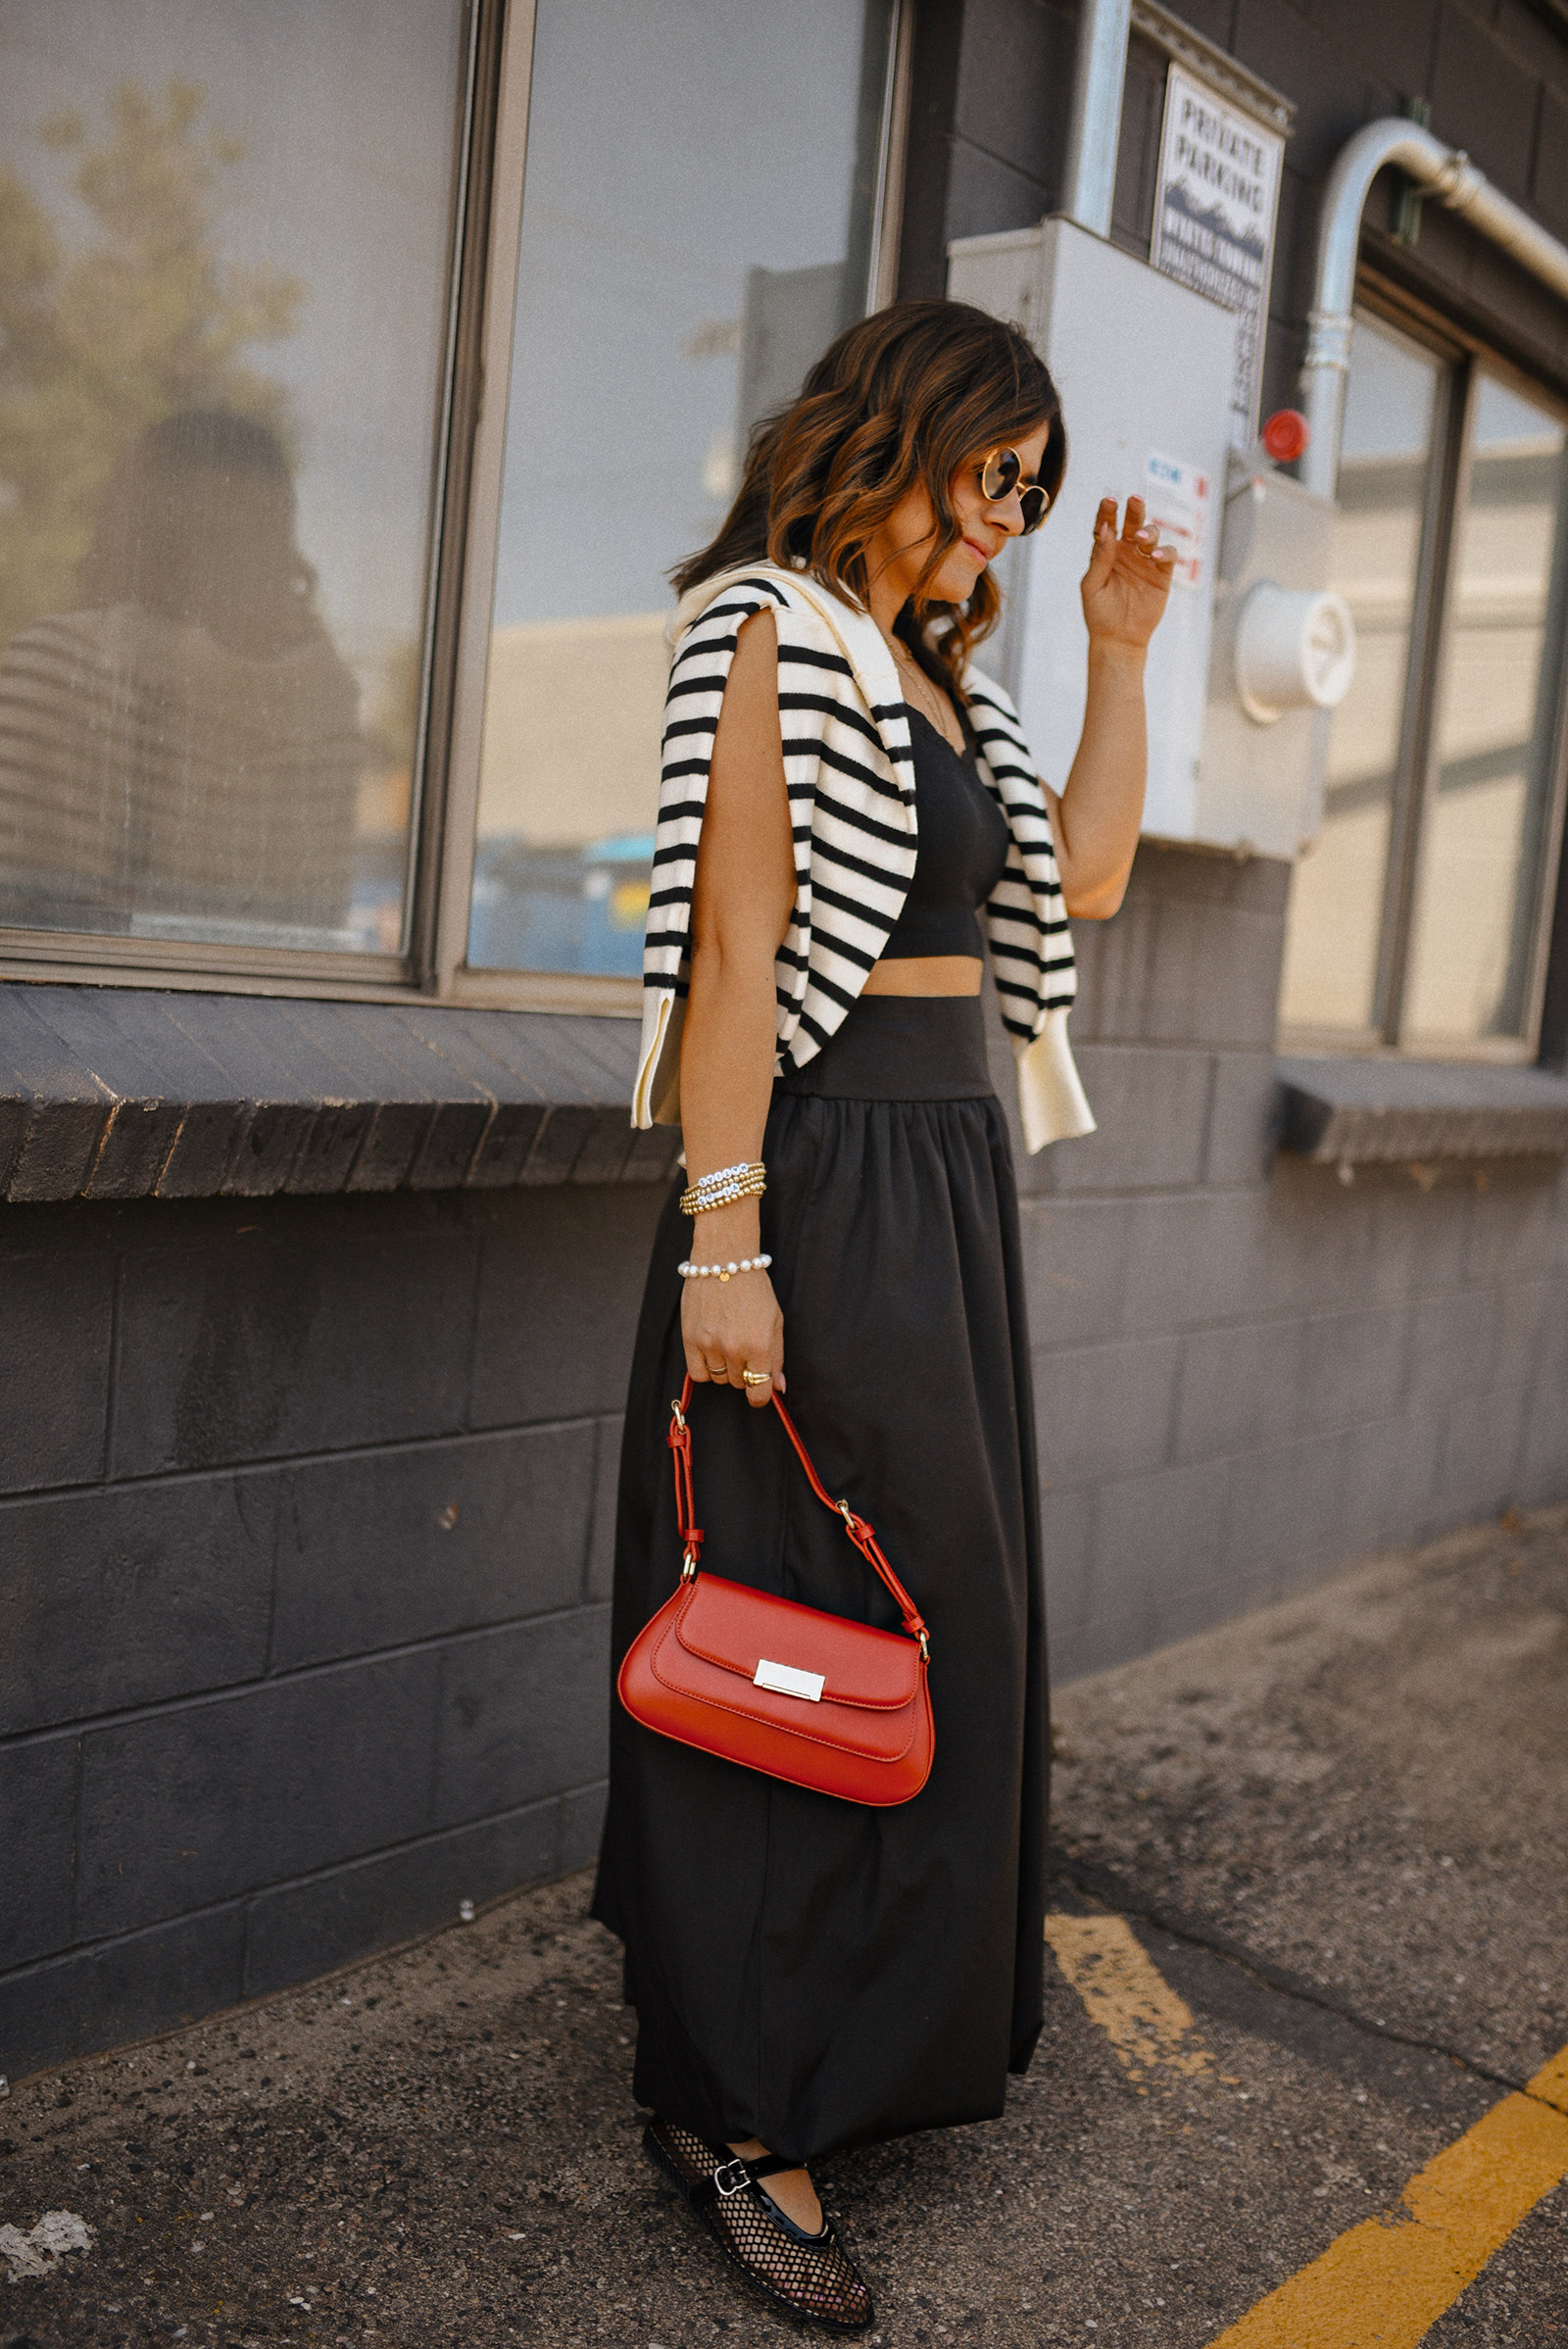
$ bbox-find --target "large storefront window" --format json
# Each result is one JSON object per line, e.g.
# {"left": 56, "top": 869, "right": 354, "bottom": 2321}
{"left": 467, "top": 0, "right": 900, "bottom": 978}
{"left": 1279, "top": 319, "right": 1441, "bottom": 1035}
{"left": 0, "top": 1, "right": 467, "bottom": 960}
{"left": 1280, "top": 311, "right": 1568, "bottom": 1054}
{"left": 1403, "top": 378, "right": 1568, "bottom": 1046}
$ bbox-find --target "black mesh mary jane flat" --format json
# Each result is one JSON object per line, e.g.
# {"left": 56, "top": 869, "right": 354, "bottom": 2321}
{"left": 642, "top": 2114, "right": 874, "bottom": 2333}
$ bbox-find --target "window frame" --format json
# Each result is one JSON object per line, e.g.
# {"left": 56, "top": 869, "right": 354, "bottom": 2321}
{"left": 0, "top": 0, "right": 912, "bottom": 1013}
{"left": 1279, "top": 274, "right": 1568, "bottom": 1065}
{"left": 439, "top": 0, "right": 914, "bottom": 1014}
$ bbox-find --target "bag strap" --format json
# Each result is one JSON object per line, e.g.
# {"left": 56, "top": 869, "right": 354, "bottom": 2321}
{"left": 667, "top": 1376, "right": 930, "bottom": 1659}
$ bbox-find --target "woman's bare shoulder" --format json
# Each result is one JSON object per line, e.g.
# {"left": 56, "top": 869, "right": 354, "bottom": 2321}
{"left": 719, "top": 604, "right": 779, "bottom": 722}
{"left": 732, "top": 602, "right": 777, "bottom": 661}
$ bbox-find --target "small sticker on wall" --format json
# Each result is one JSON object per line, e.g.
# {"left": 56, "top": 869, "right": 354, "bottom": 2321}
{"left": 1143, "top": 452, "right": 1210, "bottom": 591}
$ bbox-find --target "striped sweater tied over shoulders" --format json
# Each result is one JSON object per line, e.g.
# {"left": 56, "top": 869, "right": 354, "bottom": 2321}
{"left": 633, "top": 561, "right": 1094, "bottom": 1152}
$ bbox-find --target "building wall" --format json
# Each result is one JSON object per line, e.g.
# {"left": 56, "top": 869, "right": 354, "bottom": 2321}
{"left": 0, "top": 1181, "right": 660, "bottom": 2080}
{"left": 1006, "top": 846, "right": 1568, "bottom": 1680}
{"left": 906, "top": 0, "right": 1568, "bottom": 1669}
{"left": 6, "top": 0, "right": 1568, "bottom": 2081}
{"left": 1123, "top": 0, "right": 1568, "bottom": 421}
{"left": 904, "top": 0, "right": 1568, "bottom": 417}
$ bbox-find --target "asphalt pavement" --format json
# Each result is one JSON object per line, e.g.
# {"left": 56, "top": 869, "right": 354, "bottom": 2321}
{"left": 3, "top": 1503, "right": 1566, "bottom": 2348}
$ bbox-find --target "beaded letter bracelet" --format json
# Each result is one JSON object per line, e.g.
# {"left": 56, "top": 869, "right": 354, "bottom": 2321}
{"left": 677, "top": 1252, "right": 772, "bottom": 1284}
{"left": 679, "top": 1158, "right": 766, "bottom": 1216}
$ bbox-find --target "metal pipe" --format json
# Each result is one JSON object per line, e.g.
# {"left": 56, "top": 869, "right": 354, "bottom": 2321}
{"left": 1062, "top": 0, "right": 1132, "bottom": 238}
{"left": 1300, "top": 118, "right": 1568, "bottom": 499}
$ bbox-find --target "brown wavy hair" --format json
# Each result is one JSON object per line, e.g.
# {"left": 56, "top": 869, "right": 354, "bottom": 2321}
{"left": 672, "top": 298, "right": 1065, "bottom": 696}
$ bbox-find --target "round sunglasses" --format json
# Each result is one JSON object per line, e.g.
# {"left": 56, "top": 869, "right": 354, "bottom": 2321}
{"left": 978, "top": 446, "right": 1052, "bottom": 534}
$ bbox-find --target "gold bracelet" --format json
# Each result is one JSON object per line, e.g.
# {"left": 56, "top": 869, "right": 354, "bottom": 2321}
{"left": 679, "top": 1171, "right": 766, "bottom": 1216}
{"left": 679, "top": 1159, "right": 766, "bottom": 1216}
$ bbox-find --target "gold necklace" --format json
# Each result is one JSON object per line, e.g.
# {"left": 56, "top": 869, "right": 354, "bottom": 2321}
{"left": 888, "top": 636, "right": 960, "bottom": 750}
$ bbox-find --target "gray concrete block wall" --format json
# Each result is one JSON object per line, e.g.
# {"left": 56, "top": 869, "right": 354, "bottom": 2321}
{"left": 899, "top": 0, "right": 1076, "bottom": 301}
{"left": 1001, "top": 844, "right": 1568, "bottom": 1686}
{"left": 0, "top": 1182, "right": 661, "bottom": 2081}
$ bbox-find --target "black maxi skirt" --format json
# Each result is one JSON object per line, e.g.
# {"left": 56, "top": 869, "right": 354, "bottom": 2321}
{"left": 591, "top": 993, "right": 1050, "bottom": 2165}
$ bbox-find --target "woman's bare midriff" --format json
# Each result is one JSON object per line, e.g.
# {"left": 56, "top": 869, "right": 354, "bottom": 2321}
{"left": 860, "top": 954, "right": 983, "bottom": 997}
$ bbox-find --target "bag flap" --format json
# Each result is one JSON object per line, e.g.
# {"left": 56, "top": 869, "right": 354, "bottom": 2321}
{"left": 675, "top": 1574, "right": 919, "bottom": 1710}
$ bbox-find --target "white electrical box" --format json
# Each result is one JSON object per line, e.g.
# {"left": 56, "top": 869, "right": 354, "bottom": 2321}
{"left": 1199, "top": 454, "right": 1350, "bottom": 855}
{"left": 947, "top": 217, "right": 1237, "bottom": 840}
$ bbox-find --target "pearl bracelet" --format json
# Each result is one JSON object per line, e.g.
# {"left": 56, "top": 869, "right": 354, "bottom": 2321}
{"left": 677, "top": 1252, "right": 772, "bottom": 1284}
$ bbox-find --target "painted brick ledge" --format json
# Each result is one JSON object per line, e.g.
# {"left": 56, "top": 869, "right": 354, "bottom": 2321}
{"left": 1277, "top": 1052, "right": 1568, "bottom": 1164}
{"left": 0, "top": 984, "right": 674, "bottom": 1203}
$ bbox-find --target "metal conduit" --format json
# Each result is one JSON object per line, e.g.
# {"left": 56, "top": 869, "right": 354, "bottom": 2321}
{"left": 1062, "top": 0, "right": 1132, "bottom": 238}
{"left": 1299, "top": 118, "right": 1568, "bottom": 499}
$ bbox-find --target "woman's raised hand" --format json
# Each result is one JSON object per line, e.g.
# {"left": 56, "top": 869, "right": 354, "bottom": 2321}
{"left": 1080, "top": 494, "right": 1177, "bottom": 655}
{"left": 682, "top": 1258, "right": 785, "bottom": 1408}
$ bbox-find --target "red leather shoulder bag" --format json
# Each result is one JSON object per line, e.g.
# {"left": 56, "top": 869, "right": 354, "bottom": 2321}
{"left": 617, "top": 1378, "right": 934, "bottom": 1805}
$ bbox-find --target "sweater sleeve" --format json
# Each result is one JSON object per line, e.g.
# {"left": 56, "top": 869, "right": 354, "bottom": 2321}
{"left": 964, "top": 666, "right": 1094, "bottom": 1150}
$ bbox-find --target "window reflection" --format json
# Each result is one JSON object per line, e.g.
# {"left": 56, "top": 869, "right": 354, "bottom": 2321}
{"left": 1404, "top": 377, "right": 1568, "bottom": 1045}
{"left": 0, "top": 411, "right": 362, "bottom": 942}
{"left": 1279, "top": 318, "right": 1440, "bottom": 1034}
{"left": 0, "top": 2, "right": 466, "bottom": 955}
{"left": 469, "top": 0, "right": 896, "bottom": 976}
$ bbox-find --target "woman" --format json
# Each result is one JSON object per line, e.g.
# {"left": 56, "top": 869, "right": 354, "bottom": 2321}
{"left": 593, "top": 299, "right": 1173, "bottom": 2331}
{"left": 0, "top": 409, "right": 362, "bottom": 939}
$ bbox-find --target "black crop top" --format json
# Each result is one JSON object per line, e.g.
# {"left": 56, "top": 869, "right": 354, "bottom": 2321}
{"left": 879, "top": 705, "right": 1011, "bottom": 960}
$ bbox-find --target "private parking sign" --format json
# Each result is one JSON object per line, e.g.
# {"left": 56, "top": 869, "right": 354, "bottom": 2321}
{"left": 1152, "top": 63, "right": 1285, "bottom": 448}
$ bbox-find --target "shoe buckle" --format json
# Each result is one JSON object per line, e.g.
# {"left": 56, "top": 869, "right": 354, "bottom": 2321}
{"left": 711, "top": 2158, "right": 751, "bottom": 2198}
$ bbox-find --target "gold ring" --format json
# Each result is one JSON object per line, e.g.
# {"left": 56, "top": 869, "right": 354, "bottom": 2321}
{"left": 742, "top": 1368, "right": 770, "bottom": 1387}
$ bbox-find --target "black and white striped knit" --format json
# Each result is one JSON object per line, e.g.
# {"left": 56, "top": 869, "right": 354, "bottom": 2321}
{"left": 633, "top": 562, "right": 1093, "bottom": 1151}
{"left": 0, "top": 604, "right": 362, "bottom": 938}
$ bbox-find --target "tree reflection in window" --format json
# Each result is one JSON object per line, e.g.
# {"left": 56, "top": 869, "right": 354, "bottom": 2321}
{"left": 0, "top": 4, "right": 466, "bottom": 961}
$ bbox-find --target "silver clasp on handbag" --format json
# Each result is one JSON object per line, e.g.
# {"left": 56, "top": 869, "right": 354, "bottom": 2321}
{"left": 754, "top": 1656, "right": 825, "bottom": 1702}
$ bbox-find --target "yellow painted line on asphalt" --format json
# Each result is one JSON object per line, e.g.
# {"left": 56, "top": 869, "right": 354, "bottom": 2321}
{"left": 1044, "top": 1911, "right": 1211, "bottom": 2085}
{"left": 1048, "top": 1911, "right": 1568, "bottom": 2343}
{"left": 1206, "top": 2039, "right": 1568, "bottom": 2347}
